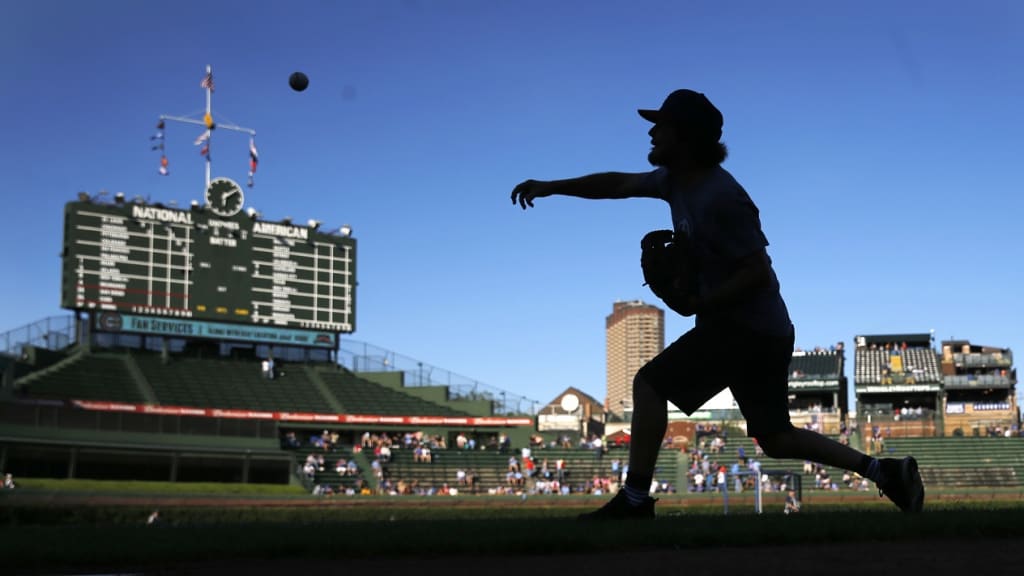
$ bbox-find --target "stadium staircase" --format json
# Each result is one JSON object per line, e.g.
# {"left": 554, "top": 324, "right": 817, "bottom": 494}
{"left": 15, "top": 352, "right": 148, "bottom": 404}
{"left": 314, "top": 367, "right": 472, "bottom": 416}
{"left": 301, "top": 365, "right": 345, "bottom": 413}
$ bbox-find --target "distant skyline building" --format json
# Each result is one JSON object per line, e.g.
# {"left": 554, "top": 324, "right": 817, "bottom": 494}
{"left": 605, "top": 300, "right": 664, "bottom": 416}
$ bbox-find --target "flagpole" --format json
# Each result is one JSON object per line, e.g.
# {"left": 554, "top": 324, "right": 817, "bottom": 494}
{"left": 156, "top": 65, "right": 256, "bottom": 194}
{"left": 205, "top": 64, "right": 212, "bottom": 188}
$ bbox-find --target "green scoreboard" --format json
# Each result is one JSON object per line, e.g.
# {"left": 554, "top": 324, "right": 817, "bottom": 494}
{"left": 61, "top": 197, "right": 356, "bottom": 333}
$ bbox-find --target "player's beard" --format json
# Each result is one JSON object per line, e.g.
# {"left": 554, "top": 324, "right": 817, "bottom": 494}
{"left": 648, "top": 144, "right": 669, "bottom": 167}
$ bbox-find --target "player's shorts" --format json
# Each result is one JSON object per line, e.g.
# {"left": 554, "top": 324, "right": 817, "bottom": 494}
{"left": 637, "top": 322, "right": 795, "bottom": 439}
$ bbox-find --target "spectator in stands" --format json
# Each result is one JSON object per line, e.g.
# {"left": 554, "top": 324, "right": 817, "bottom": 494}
{"left": 302, "top": 456, "right": 316, "bottom": 481}
{"left": 456, "top": 432, "right": 468, "bottom": 449}
{"left": 731, "top": 460, "right": 743, "bottom": 492}
{"left": 261, "top": 358, "right": 271, "bottom": 379}
{"left": 591, "top": 434, "right": 604, "bottom": 460}
{"left": 3, "top": 473, "right": 15, "bottom": 490}
{"left": 524, "top": 456, "right": 536, "bottom": 479}
{"left": 281, "top": 431, "right": 300, "bottom": 450}
{"left": 784, "top": 490, "right": 801, "bottom": 514}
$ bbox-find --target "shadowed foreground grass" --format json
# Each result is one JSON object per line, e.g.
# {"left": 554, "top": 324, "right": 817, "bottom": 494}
{"left": 2, "top": 503, "right": 1024, "bottom": 572}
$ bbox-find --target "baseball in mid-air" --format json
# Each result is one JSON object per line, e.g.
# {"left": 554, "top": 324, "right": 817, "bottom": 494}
{"left": 289, "top": 72, "right": 309, "bottom": 92}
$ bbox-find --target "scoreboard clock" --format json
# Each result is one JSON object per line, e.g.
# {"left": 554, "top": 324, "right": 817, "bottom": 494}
{"left": 204, "top": 177, "right": 245, "bottom": 218}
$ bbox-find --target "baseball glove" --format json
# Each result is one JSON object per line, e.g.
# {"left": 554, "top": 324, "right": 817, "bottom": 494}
{"left": 640, "top": 229, "right": 698, "bottom": 316}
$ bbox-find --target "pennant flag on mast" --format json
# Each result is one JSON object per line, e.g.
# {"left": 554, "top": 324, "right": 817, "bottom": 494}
{"left": 194, "top": 128, "right": 211, "bottom": 158}
{"left": 200, "top": 71, "right": 215, "bottom": 92}
{"left": 248, "top": 137, "right": 259, "bottom": 187}
{"left": 151, "top": 118, "right": 168, "bottom": 172}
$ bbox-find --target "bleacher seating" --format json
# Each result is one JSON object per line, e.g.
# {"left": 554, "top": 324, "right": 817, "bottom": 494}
{"left": 379, "top": 446, "right": 679, "bottom": 494}
{"left": 902, "top": 348, "right": 941, "bottom": 381}
{"left": 692, "top": 433, "right": 855, "bottom": 491}
{"left": 885, "top": 437, "right": 1024, "bottom": 487}
{"left": 855, "top": 349, "right": 887, "bottom": 383}
{"left": 382, "top": 447, "right": 506, "bottom": 493}
{"left": 291, "top": 443, "right": 365, "bottom": 493}
{"left": 855, "top": 347, "right": 941, "bottom": 383}
{"left": 18, "top": 353, "right": 146, "bottom": 403}
{"left": 789, "top": 352, "right": 841, "bottom": 378}
{"left": 316, "top": 369, "right": 471, "bottom": 416}
{"left": 135, "top": 354, "right": 331, "bottom": 413}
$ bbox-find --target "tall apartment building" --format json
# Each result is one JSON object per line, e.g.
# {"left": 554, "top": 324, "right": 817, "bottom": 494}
{"left": 606, "top": 300, "right": 664, "bottom": 417}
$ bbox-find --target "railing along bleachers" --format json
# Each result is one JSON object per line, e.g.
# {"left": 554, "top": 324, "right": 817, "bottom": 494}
{"left": 17, "top": 353, "right": 146, "bottom": 403}
{"left": 316, "top": 369, "right": 470, "bottom": 416}
{"left": 135, "top": 354, "right": 331, "bottom": 413}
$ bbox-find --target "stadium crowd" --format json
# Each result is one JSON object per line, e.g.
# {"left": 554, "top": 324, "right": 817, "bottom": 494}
{"left": 280, "top": 428, "right": 679, "bottom": 497}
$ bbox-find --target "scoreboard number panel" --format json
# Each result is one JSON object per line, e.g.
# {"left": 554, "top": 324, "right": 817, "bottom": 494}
{"left": 61, "top": 198, "right": 356, "bottom": 333}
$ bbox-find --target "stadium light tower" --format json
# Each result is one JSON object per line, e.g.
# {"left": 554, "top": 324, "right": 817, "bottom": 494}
{"left": 159, "top": 65, "right": 256, "bottom": 189}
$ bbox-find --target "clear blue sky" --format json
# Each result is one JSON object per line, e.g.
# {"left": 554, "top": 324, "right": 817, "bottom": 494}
{"left": 2, "top": 0, "right": 1021, "bottom": 411}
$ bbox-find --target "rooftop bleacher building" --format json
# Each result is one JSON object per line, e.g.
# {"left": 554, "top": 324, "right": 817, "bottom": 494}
{"left": 787, "top": 344, "right": 847, "bottom": 434}
{"left": 940, "top": 339, "right": 1017, "bottom": 437}
{"left": 854, "top": 333, "right": 943, "bottom": 437}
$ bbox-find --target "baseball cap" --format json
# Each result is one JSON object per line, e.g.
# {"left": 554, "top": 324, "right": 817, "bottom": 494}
{"left": 638, "top": 89, "right": 723, "bottom": 142}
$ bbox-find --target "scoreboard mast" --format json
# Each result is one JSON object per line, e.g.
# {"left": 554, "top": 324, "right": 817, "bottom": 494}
{"left": 62, "top": 65, "right": 356, "bottom": 339}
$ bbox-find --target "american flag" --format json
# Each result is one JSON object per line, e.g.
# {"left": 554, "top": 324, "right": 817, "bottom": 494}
{"left": 200, "top": 72, "right": 215, "bottom": 92}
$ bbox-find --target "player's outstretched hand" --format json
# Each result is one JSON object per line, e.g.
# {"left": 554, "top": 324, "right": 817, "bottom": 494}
{"left": 511, "top": 179, "right": 552, "bottom": 210}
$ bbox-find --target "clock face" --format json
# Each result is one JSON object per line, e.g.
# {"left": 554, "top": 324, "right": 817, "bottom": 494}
{"left": 205, "top": 177, "right": 245, "bottom": 218}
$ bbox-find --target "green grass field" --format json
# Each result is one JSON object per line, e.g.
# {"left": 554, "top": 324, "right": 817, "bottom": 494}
{"left": 3, "top": 482, "right": 1024, "bottom": 573}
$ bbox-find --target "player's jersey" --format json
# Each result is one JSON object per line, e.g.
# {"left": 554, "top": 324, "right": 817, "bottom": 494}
{"left": 642, "top": 166, "right": 791, "bottom": 337}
